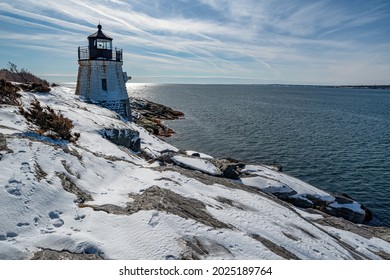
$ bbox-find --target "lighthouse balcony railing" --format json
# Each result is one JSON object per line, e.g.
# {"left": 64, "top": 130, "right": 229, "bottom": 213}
{"left": 78, "top": 46, "right": 123, "bottom": 61}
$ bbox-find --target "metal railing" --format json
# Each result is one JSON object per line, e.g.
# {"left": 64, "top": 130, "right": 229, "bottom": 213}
{"left": 78, "top": 46, "right": 123, "bottom": 61}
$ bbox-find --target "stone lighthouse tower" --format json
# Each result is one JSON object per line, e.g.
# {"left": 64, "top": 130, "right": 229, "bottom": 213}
{"left": 76, "top": 24, "right": 131, "bottom": 120}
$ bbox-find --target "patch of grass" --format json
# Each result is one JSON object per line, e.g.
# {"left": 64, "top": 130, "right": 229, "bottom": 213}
{"left": 20, "top": 99, "right": 80, "bottom": 142}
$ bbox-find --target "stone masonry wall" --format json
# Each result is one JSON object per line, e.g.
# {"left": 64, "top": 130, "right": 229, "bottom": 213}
{"left": 76, "top": 60, "right": 131, "bottom": 120}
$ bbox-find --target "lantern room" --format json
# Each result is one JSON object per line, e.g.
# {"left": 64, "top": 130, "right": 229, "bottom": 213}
{"left": 78, "top": 24, "right": 122, "bottom": 61}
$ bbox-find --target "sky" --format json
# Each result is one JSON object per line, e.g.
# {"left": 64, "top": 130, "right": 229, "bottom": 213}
{"left": 0, "top": 0, "right": 389, "bottom": 84}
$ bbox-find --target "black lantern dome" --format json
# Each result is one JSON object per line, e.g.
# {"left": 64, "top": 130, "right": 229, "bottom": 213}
{"left": 78, "top": 24, "right": 122, "bottom": 61}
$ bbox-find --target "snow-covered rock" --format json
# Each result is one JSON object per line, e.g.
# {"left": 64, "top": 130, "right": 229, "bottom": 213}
{"left": 0, "top": 85, "right": 389, "bottom": 260}
{"left": 172, "top": 155, "right": 222, "bottom": 176}
{"left": 185, "top": 150, "right": 213, "bottom": 159}
{"left": 101, "top": 128, "right": 141, "bottom": 152}
{"left": 239, "top": 164, "right": 371, "bottom": 223}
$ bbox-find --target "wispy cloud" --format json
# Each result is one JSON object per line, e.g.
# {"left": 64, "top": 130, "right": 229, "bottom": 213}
{"left": 0, "top": 0, "right": 389, "bottom": 84}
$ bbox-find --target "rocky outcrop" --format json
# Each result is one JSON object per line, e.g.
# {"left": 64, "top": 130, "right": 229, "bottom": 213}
{"left": 87, "top": 185, "right": 231, "bottom": 229}
{"left": 0, "top": 133, "right": 10, "bottom": 152}
{"left": 31, "top": 248, "right": 104, "bottom": 260}
{"left": 250, "top": 234, "right": 300, "bottom": 260}
{"left": 57, "top": 172, "right": 93, "bottom": 204}
{"left": 213, "top": 160, "right": 246, "bottom": 179}
{"left": 0, "top": 133, "right": 12, "bottom": 161}
{"left": 101, "top": 128, "right": 141, "bottom": 152}
{"left": 137, "top": 118, "right": 175, "bottom": 137}
{"left": 130, "top": 98, "right": 184, "bottom": 120}
{"left": 324, "top": 194, "right": 372, "bottom": 224}
{"left": 130, "top": 98, "right": 183, "bottom": 137}
{"left": 144, "top": 150, "right": 373, "bottom": 224}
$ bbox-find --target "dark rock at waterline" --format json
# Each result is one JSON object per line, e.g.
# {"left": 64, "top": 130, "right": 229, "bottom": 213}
{"left": 130, "top": 97, "right": 184, "bottom": 137}
{"left": 266, "top": 163, "right": 283, "bottom": 172}
{"left": 211, "top": 158, "right": 245, "bottom": 180}
{"left": 140, "top": 141, "right": 374, "bottom": 225}
{"left": 324, "top": 194, "right": 372, "bottom": 224}
{"left": 272, "top": 191, "right": 371, "bottom": 224}
{"left": 130, "top": 98, "right": 184, "bottom": 120}
{"left": 221, "top": 164, "right": 241, "bottom": 179}
{"left": 341, "top": 193, "right": 373, "bottom": 222}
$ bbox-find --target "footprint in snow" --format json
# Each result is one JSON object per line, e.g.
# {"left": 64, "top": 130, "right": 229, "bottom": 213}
{"left": 17, "top": 222, "right": 30, "bottom": 227}
{"left": 0, "top": 232, "right": 18, "bottom": 241}
{"left": 148, "top": 212, "right": 160, "bottom": 228}
{"left": 5, "top": 179, "right": 23, "bottom": 197}
{"left": 49, "top": 210, "right": 63, "bottom": 219}
{"left": 6, "top": 232, "right": 18, "bottom": 239}
{"left": 74, "top": 214, "right": 86, "bottom": 221}
{"left": 48, "top": 210, "right": 65, "bottom": 228}
{"left": 20, "top": 162, "right": 31, "bottom": 173}
{"left": 52, "top": 219, "right": 64, "bottom": 228}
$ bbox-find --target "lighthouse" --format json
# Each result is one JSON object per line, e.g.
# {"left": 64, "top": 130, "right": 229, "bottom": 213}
{"left": 76, "top": 24, "right": 131, "bottom": 120}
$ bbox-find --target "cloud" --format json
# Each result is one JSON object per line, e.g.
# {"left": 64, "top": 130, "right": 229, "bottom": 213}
{"left": 0, "top": 0, "right": 389, "bottom": 84}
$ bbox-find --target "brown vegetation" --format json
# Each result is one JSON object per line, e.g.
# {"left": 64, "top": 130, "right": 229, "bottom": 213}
{"left": 0, "top": 62, "right": 50, "bottom": 93}
{"left": 0, "top": 79, "right": 22, "bottom": 106}
{"left": 19, "top": 99, "right": 80, "bottom": 142}
{"left": 19, "top": 83, "right": 50, "bottom": 93}
{"left": 0, "top": 62, "right": 49, "bottom": 86}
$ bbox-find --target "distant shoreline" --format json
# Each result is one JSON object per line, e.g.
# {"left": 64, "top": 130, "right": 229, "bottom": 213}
{"left": 333, "top": 85, "right": 390, "bottom": 90}
{"left": 265, "top": 84, "right": 390, "bottom": 90}
{"left": 55, "top": 82, "right": 390, "bottom": 89}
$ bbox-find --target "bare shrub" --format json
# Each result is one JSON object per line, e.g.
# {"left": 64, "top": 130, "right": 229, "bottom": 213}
{"left": 0, "top": 62, "right": 50, "bottom": 87}
{"left": 0, "top": 79, "right": 21, "bottom": 106}
{"left": 0, "top": 62, "right": 50, "bottom": 92}
{"left": 20, "top": 99, "right": 80, "bottom": 142}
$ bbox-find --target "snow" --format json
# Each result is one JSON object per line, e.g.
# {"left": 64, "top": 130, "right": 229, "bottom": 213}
{"left": 294, "top": 208, "right": 324, "bottom": 220}
{"left": 240, "top": 176, "right": 295, "bottom": 194}
{"left": 318, "top": 225, "right": 390, "bottom": 260}
{"left": 241, "top": 164, "right": 335, "bottom": 202}
{"left": 0, "top": 108, "right": 28, "bottom": 134}
{"left": 327, "top": 201, "right": 366, "bottom": 215}
{"left": 1, "top": 85, "right": 389, "bottom": 260}
{"left": 185, "top": 150, "right": 214, "bottom": 159}
{"left": 172, "top": 155, "right": 221, "bottom": 176}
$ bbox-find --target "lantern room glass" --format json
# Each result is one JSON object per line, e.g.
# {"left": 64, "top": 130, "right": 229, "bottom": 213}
{"left": 96, "top": 39, "right": 112, "bottom": 50}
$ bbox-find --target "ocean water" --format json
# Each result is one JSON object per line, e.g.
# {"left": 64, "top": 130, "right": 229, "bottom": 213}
{"left": 127, "top": 84, "right": 390, "bottom": 226}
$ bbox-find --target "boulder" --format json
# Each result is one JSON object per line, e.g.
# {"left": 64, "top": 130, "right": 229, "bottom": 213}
{"left": 172, "top": 155, "right": 222, "bottom": 176}
{"left": 216, "top": 160, "right": 246, "bottom": 179}
{"left": 222, "top": 164, "right": 241, "bottom": 179}
{"left": 101, "top": 128, "right": 141, "bottom": 152}
{"left": 0, "top": 133, "right": 9, "bottom": 151}
{"left": 324, "top": 194, "right": 369, "bottom": 224}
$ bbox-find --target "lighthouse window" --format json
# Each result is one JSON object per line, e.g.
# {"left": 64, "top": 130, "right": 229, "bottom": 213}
{"left": 96, "top": 39, "right": 112, "bottom": 50}
{"left": 102, "top": 79, "right": 107, "bottom": 91}
{"left": 97, "top": 41, "right": 104, "bottom": 48}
